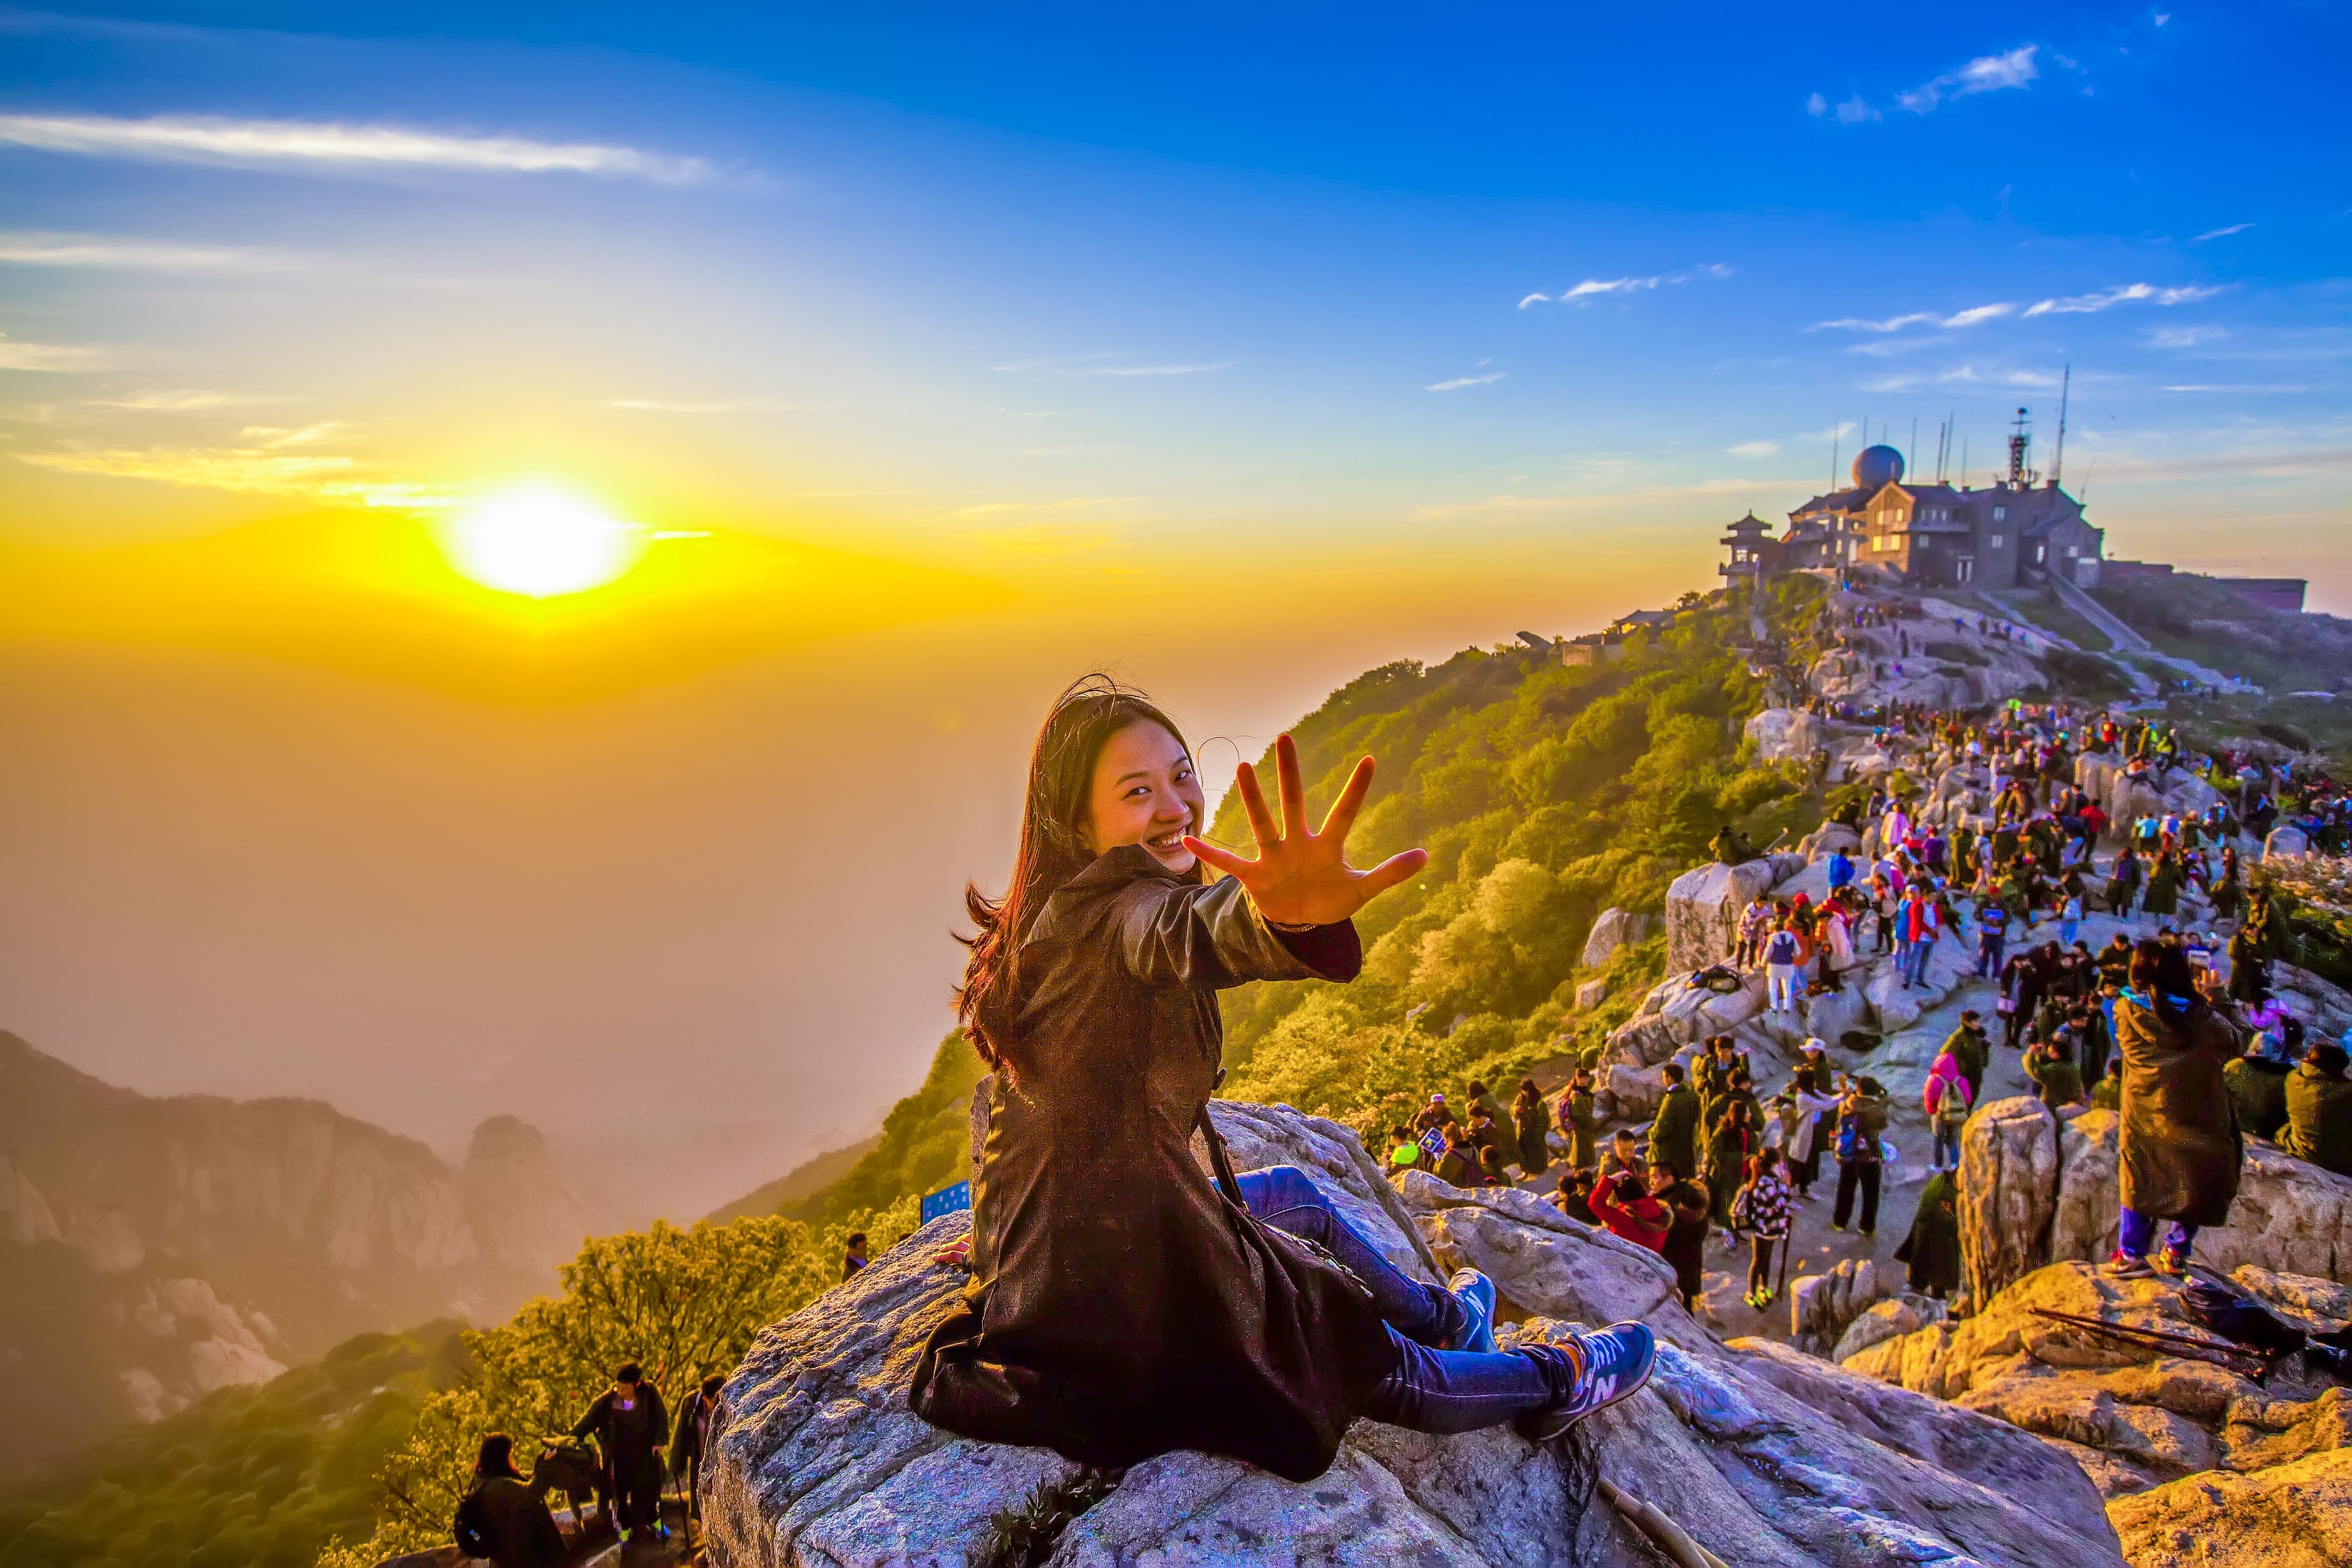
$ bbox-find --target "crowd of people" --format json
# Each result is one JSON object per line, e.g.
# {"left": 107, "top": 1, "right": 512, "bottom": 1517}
{"left": 452, "top": 1360, "right": 731, "bottom": 1565}
{"left": 1386, "top": 678, "right": 2352, "bottom": 1319}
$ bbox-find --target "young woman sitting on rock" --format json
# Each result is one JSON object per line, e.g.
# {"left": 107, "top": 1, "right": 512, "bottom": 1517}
{"left": 910, "top": 678, "right": 1654, "bottom": 1483}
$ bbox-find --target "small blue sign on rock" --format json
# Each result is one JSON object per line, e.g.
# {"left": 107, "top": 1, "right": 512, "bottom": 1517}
{"left": 922, "top": 1179, "right": 973, "bottom": 1225}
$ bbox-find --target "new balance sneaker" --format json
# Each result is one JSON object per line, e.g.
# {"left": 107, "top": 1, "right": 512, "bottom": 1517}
{"left": 2104, "top": 1250, "right": 2154, "bottom": 1279}
{"left": 1514, "top": 1322, "right": 1657, "bottom": 1444}
{"left": 1446, "top": 1268, "right": 1499, "bottom": 1355}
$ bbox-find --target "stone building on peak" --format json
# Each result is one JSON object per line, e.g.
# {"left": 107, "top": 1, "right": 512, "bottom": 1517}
{"left": 1736, "top": 431, "right": 2103, "bottom": 593}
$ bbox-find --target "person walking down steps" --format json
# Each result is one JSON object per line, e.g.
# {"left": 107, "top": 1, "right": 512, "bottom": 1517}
{"left": 912, "top": 678, "right": 1656, "bottom": 1481}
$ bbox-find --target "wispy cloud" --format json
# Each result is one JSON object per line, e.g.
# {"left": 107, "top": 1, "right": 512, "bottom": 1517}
{"left": 1727, "top": 440, "right": 1780, "bottom": 458}
{"left": 17, "top": 444, "right": 358, "bottom": 494}
{"left": 2161, "top": 384, "right": 2311, "bottom": 395}
{"left": 1810, "top": 303, "right": 2014, "bottom": 333}
{"left": 0, "top": 231, "right": 306, "bottom": 273}
{"left": 2022, "top": 282, "right": 2224, "bottom": 317}
{"left": 2191, "top": 222, "right": 2254, "bottom": 244}
{"left": 1427, "top": 372, "right": 1506, "bottom": 392}
{"left": 0, "top": 112, "right": 709, "bottom": 183}
{"left": 2147, "top": 325, "right": 2227, "bottom": 349}
{"left": 1814, "top": 44, "right": 2039, "bottom": 124}
{"left": 1801, "top": 421, "right": 1859, "bottom": 442}
{"left": 946, "top": 495, "right": 1138, "bottom": 520}
{"left": 1519, "top": 263, "right": 1730, "bottom": 308}
{"left": 83, "top": 389, "right": 288, "bottom": 410}
{"left": 0, "top": 333, "right": 103, "bottom": 370}
{"left": 1859, "top": 364, "right": 2065, "bottom": 393}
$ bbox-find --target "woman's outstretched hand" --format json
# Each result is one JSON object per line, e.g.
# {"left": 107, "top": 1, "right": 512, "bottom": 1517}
{"left": 1183, "top": 734, "right": 1429, "bottom": 927}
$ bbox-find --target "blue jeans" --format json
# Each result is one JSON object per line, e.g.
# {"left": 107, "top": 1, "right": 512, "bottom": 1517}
{"left": 1903, "top": 937, "right": 1934, "bottom": 987}
{"left": 1977, "top": 934, "right": 2004, "bottom": 977}
{"left": 1932, "top": 1124, "right": 1961, "bottom": 1170}
{"left": 1235, "top": 1165, "right": 1558, "bottom": 1431}
{"left": 2118, "top": 1205, "right": 2197, "bottom": 1262}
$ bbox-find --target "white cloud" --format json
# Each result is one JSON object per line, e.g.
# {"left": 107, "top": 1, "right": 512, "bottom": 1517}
{"left": 1728, "top": 440, "right": 1781, "bottom": 457}
{"left": 1860, "top": 364, "right": 2065, "bottom": 393}
{"left": 0, "top": 333, "right": 102, "bottom": 370}
{"left": 2161, "top": 384, "right": 2308, "bottom": 395}
{"left": 1806, "top": 92, "right": 1828, "bottom": 117}
{"left": 1897, "top": 44, "right": 2040, "bottom": 114}
{"left": 1812, "top": 302, "right": 2014, "bottom": 333}
{"left": 2147, "top": 325, "right": 2227, "bottom": 348}
{"left": 1835, "top": 96, "right": 1879, "bottom": 124}
{"left": 0, "top": 112, "right": 709, "bottom": 182}
{"left": 1525, "top": 265, "right": 1729, "bottom": 307}
{"left": 1801, "top": 421, "right": 1860, "bottom": 442}
{"left": 0, "top": 231, "right": 304, "bottom": 272}
{"left": 1562, "top": 276, "right": 1659, "bottom": 300}
{"left": 2022, "top": 282, "right": 2225, "bottom": 316}
{"left": 1426, "top": 373, "right": 1506, "bottom": 392}
{"left": 2191, "top": 222, "right": 2254, "bottom": 243}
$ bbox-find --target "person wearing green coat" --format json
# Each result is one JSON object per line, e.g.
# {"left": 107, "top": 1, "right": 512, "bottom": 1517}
{"left": 2026, "top": 1038, "right": 2085, "bottom": 1107}
{"left": 1942, "top": 1012, "right": 1991, "bottom": 1106}
{"left": 1510, "top": 1078, "right": 1551, "bottom": 1179}
{"left": 2225, "top": 1043, "right": 2294, "bottom": 1143}
{"left": 2280, "top": 1044, "right": 2352, "bottom": 1176}
{"left": 1895, "top": 1167, "right": 1963, "bottom": 1300}
{"left": 1557, "top": 1070, "right": 1601, "bottom": 1171}
{"left": 2143, "top": 854, "right": 2184, "bottom": 919}
{"left": 1650, "top": 1064, "right": 1702, "bottom": 1180}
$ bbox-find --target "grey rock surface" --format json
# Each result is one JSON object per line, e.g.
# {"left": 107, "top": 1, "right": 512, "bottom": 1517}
{"left": 704, "top": 1101, "right": 2125, "bottom": 1567}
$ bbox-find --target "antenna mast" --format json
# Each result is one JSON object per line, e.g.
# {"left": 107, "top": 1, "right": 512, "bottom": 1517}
{"left": 2051, "top": 364, "right": 2071, "bottom": 489}
{"left": 2007, "top": 407, "right": 2031, "bottom": 487}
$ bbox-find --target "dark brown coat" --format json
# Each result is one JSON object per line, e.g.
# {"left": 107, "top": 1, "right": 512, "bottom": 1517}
{"left": 910, "top": 846, "right": 1395, "bottom": 1482}
{"left": 2116, "top": 993, "right": 2244, "bottom": 1227}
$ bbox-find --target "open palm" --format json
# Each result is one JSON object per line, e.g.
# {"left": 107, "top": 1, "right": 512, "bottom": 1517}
{"left": 1183, "top": 734, "right": 1429, "bottom": 927}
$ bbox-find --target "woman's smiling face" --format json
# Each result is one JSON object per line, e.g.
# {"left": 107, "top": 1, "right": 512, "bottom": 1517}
{"left": 1085, "top": 720, "right": 1205, "bottom": 874}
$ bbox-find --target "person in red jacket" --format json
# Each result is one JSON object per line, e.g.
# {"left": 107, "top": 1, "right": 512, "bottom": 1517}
{"left": 1586, "top": 1172, "right": 1671, "bottom": 1253}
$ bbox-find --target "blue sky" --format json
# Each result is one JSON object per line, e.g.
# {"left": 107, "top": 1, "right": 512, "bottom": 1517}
{"left": 2, "top": 1, "right": 2344, "bottom": 597}
{"left": 3, "top": 4, "right": 2349, "bottom": 1215}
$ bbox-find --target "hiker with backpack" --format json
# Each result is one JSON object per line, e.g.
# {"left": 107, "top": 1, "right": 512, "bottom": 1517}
{"left": 1830, "top": 1076, "right": 1890, "bottom": 1237}
{"left": 670, "top": 1373, "right": 727, "bottom": 1532}
{"left": 911, "top": 679, "right": 1654, "bottom": 1478}
{"left": 1923, "top": 1047, "right": 1973, "bottom": 1173}
{"left": 454, "top": 1433, "right": 566, "bottom": 1568}
{"left": 569, "top": 1363, "right": 668, "bottom": 1543}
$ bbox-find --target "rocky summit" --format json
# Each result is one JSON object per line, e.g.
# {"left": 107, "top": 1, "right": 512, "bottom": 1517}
{"left": 701, "top": 1096, "right": 2119, "bottom": 1567}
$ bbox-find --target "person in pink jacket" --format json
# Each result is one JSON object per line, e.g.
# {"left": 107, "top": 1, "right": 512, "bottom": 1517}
{"left": 1923, "top": 1048, "right": 1973, "bottom": 1173}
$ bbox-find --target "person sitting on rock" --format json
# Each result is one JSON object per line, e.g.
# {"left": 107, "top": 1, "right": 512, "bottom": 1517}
{"left": 2091, "top": 1056, "right": 2124, "bottom": 1111}
{"left": 1414, "top": 1091, "right": 1457, "bottom": 1134}
{"left": 1434, "top": 1123, "right": 1481, "bottom": 1188}
{"left": 1709, "top": 822, "right": 1762, "bottom": 866}
{"left": 453, "top": 1433, "right": 566, "bottom": 1568}
{"left": 1549, "top": 1168, "right": 1598, "bottom": 1225}
{"left": 910, "top": 680, "right": 1654, "bottom": 1476}
{"left": 1387, "top": 1124, "right": 1426, "bottom": 1173}
{"left": 2280, "top": 1042, "right": 2352, "bottom": 1177}
{"left": 2105, "top": 939, "right": 2244, "bottom": 1280}
{"left": 2226, "top": 1032, "right": 2295, "bottom": 1143}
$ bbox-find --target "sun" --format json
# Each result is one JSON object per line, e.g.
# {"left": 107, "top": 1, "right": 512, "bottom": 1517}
{"left": 436, "top": 483, "right": 644, "bottom": 598}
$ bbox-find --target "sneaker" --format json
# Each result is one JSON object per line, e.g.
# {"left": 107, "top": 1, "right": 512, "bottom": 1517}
{"left": 1859, "top": 1229, "right": 1875, "bottom": 1238}
{"left": 1446, "top": 1268, "right": 1498, "bottom": 1355}
{"left": 2104, "top": 1250, "right": 2154, "bottom": 1279}
{"left": 1830, "top": 1223, "right": 1847, "bottom": 1233}
{"left": 2153, "top": 1251, "right": 2191, "bottom": 1278}
{"left": 1514, "top": 1323, "right": 1658, "bottom": 1444}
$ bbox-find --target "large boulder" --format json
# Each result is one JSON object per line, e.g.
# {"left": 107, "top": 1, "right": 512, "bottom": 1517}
{"left": 707, "top": 1100, "right": 2128, "bottom": 1568}
{"left": 1960, "top": 1096, "right": 2061, "bottom": 1306}
{"left": 2267, "top": 824, "right": 2311, "bottom": 861}
{"left": 2109, "top": 1449, "right": 2352, "bottom": 1568}
{"left": 1663, "top": 859, "right": 1772, "bottom": 973}
{"left": 1742, "top": 707, "right": 1818, "bottom": 764}
{"left": 1842, "top": 1260, "right": 2352, "bottom": 1502}
{"left": 1580, "top": 907, "right": 1656, "bottom": 970}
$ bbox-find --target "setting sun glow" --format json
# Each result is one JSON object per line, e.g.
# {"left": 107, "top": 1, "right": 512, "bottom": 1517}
{"left": 437, "top": 484, "right": 644, "bottom": 598}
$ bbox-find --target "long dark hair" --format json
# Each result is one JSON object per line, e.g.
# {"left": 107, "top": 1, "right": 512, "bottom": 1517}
{"left": 956, "top": 674, "right": 1196, "bottom": 1078}
{"left": 2128, "top": 937, "right": 2202, "bottom": 1027}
